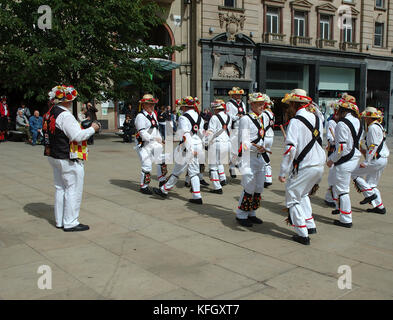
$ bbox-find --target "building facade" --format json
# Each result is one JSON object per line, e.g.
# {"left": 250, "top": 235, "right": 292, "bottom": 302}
{"left": 97, "top": 0, "right": 393, "bottom": 133}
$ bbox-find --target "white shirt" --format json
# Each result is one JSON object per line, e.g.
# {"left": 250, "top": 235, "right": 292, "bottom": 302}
{"left": 263, "top": 109, "right": 275, "bottom": 137}
{"left": 226, "top": 99, "right": 246, "bottom": 129}
{"left": 363, "top": 121, "right": 390, "bottom": 164}
{"left": 328, "top": 113, "right": 361, "bottom": 164}
{"left": 207, "top": 111, "right": 231, "bottom": 143}
{"left": 135, "top": 109, "right": 162, "bottom": 144}
{"left": 177, "top": 109, "right": 204, "bottom": 151}
{"left": 238, "top": 112, "right": 267, "bottom": 153}
{"left": 280, "top": 107, "right": 326, "bottom": 177}
{"left": 55, "top": 106, "right": 95, "bottom": 143}
{"left": 326, "top": 119, "right": 337, "bottom": 144}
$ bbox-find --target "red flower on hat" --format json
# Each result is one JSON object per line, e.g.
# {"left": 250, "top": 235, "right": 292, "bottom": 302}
{"left": 66, "top": 94, "right": 73, "bottom": 101}
{"left": 71, "top": 90, "right": 77, "bottom": 96}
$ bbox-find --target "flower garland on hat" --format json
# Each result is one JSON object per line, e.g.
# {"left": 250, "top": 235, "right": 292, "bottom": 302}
{"left": 48, "top": 85, "right": 78, "bottom": 103}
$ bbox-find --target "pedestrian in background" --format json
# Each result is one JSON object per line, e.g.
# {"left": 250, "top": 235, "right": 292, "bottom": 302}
{"left": 29, "top": 110, "right": 43, "bottom": 145}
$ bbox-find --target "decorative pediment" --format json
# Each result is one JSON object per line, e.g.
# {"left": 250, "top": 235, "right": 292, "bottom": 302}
{"left": 341, "top": 6, "right": 360, "bottom": 17}
{"left": 316, "top": 3, "right": 337, "bottom": 14}
{"left": 263, "top": 0, "right": 286, "bottom": 8}
{"left": 290, "top": 0, "right": 313, "bottom": 11}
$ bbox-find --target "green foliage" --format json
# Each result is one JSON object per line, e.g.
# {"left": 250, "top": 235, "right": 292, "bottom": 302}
{"left": 0, "top": 0, "right": 183, "bottom": 103}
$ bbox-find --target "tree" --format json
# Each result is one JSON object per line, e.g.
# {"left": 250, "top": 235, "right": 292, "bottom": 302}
{"left": 0, "top": 0, "right": 183, "bottom": 105}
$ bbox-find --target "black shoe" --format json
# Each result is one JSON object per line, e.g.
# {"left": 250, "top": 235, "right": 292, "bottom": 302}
{"left": 324, "top": 200, "right": 336, "bottom": 208}
{"left": 140, "top": 187, "right": 153, "bottom": 195}
{"left": 236, "top": 217, "right": 253, "bottom": 227}
{"left": 64, "top": 224, "right": 89, "bottom": 232}
{"left": 185, "top": 182, "right": 190, "bottom": 188}
{"left": 292, "top": 235, "right": 310, "bottom": 245}
{"left": 230, "top": 173, "right": 237, "bottom": 179}
{"left": 333, "top": 220, "right": 352, "bottom": 228}
{"left": 200, "top": 179, "right": 209, "bottom": 186}
{"left": 360, "top": 194, "right": 378, "bottom": 205}
{"left": 264, "top": 182, "right": 272, "bottom": 188}
{"left": 189, "top": 198, "right": 203, "bottom": 205}
{"left": 220, "top": 180, "right": 227, "bottom": 186}
{"left": 153, "top": 187, "right": 167, "bottom": 198}
{"left": 248, "top": 216, "right": 263, "bottom": 224}
{"left": 331, "top": 209, "right": 340, "bottom": 215}
{"left": 308, "top": 228, "right": 317, "bottom": 234}
{"left": 56, "top": 226, "right": 63, "bottom": 229}
{"left": 367, "top": 207, "right": 386, "bottom": 214}
{"left": 210, "top": 189, "right": 223, "bottom": 194}
{"left": 159, "top": 180, "right": 166, "bottom": 188}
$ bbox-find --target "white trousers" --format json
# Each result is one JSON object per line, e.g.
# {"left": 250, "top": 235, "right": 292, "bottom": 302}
{"left": 351, "top": 157, "right": 388, "bottom": 209}
{"left": 161, "top": 145, "right": 202, "bottom": 199}
{"left": 48, "top": 157, "right": 84, "bottom": 229}
{"left": 264, "top": 136, "right": 273, "bottom": 183}
{"left": 324, "top": 165, "right": 335, "bottom": 203}
{"left": 229, "top": 127, "right": 239, "bottom": 174}
{"left": 209, "top": 141, "right": 231, "bottom": 190}
{"left": 236, "top": 153, "right": 265, "bottom": 219}
{"left": 332, "top": 157, "right": 359, "bottom": 224}
{"left": 136, "top": 144, "right": 166, "bottom": 188}
{"left": 286, "top": 166, "right": 324, "bottom": 237}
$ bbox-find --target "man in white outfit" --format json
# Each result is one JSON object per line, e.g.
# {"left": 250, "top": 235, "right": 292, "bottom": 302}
{"left": 154, "top": 97, "right": 205, "bottom": 204}
{"left": 279, "top": 89, "right": 326, "bottom": 245}
{"left": 44, "top": 85, "right": 100, "bottom": 232}
{"left": 352, "top": 107, "right": 389, "bottom": 214}
{"left": 226, "top": 87, "right": 247, "bottom": 178}
{"left": 134, "top": 94, "right": 167, "bottom": 195}
{"left": 262, "top": 96, "right": 275, "bottom": 188}
{"left": 327, "top": 94, "right": 362, "bottom": 228}
{"left": 235, "top": 93, "right": 270, "bottom": 227}
{"left": 206, "top": 99, "right": 232, "bottom": 194}
{"left": 324, "top": 102, "right": 339, "bottom": 207}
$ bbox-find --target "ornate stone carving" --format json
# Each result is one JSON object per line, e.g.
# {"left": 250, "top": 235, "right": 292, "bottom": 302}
{"left": 218, "top": 63, "right": 241, "bottom": 79}
{"left": 218, "top": 13, "right": 246, "bottom": 41}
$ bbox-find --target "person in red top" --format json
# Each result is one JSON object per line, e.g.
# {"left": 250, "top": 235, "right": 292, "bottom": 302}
{"left": 0, "top": 96, "right": 10, "bottom": 142}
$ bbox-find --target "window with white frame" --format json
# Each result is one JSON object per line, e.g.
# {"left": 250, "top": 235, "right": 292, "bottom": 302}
{"left": 224, "top": 0, "right": 236, "bottom": 7}
{"left": 294, "top": 11, "right": 306, "bottom": 37}
{"left": 375, "top": 0, "right": 384, "bottom": 9}
{"left": 343, "top": 18, "right": 353, "bottom": 43}
{"left": 266, "top": 7, "right": 280, "bottom": 34}
{"left": 374, "top": 22, "right": 384, "bottom": 47}
{"left": 320, "top": 15, "right": 331, "bottom": 40}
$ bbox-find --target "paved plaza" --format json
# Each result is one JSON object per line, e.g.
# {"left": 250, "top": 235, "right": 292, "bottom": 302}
{"left": 1, "top": 134, "right": 393, "bottom": 300}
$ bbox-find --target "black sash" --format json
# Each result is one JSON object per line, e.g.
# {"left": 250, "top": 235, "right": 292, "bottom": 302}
{"left": 136, "top": 112, "right": 158, "bottom": 146}
{"left": 292, "top": 114, "right": 323, "bottom": 173}
{"left": 263, "top": 111, "right": 274, "bottom": 132}
{"left": 216, "top": 114, "right": 230, "bottom": 137}
{"left": 240, "top": 114, "right": 269, "bottom": 162}
{"left": 230, "top": 99, "right": 245, "bottom": 115}
{"left": 335, "top": 118, "right": 362, "bottom": 166}
{"left": 374, "top": 123, "right": 385, "bottom": 160}
{"left": 183, "top": 113, "right": 202, "bottom": 135}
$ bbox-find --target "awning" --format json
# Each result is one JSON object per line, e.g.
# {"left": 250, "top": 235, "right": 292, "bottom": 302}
{"left": 132, "top": 58, "right": 180, "bottom": 71}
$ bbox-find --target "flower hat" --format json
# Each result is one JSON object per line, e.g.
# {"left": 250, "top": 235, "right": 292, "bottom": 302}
{"left": 337, "top": 94, "right": 359, "bottom": 116}
{"left": 228, "top": 87, "right": 245, "bottom": 96}
{"left": 281, "top": 89, "right": 312, "bottom": 104}
{"left": 211, "top": 99, "right": 226, "bottom": 110}
{"left": 361, "top": 106, "right": 381, "bottom": 119}
{"left": 248, "top": 92, "right": 270, "bottom": 104}
{"left": 48, "top": 85, "right": 78, "bottom": 103}
{"left": 139, "top": 94, "right": 158, "bottom": 104}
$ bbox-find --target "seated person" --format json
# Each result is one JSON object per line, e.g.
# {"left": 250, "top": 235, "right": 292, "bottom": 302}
{"left": 16, "top": 109, "right": 32, "bottom": 143}
{"left": 122, "top": 114, "right": 135, "bottom": 143}
{"left": 29, "top": 110, "right": 43, "bottom": 145}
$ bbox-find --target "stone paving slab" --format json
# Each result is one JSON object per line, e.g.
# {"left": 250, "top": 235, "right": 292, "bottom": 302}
{"left": 0, "top": 135, "right": 393, "bottom": 299}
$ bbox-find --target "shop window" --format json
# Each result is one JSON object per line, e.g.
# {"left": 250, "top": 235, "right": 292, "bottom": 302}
{"left": 266, "top": 7, "right": 280, "bottom": 34}
{"left": 224, "top": 0, "right": 236, "bottom": 7}
{"left": 374, "top": 22, "right": 384, "bottom": 47}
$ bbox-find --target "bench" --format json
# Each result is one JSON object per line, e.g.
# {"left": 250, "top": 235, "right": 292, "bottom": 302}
{"left": 8, "top": 130, "right": 26, "bottom": 142}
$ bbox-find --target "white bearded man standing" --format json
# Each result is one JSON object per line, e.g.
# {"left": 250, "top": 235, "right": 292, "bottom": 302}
{"left": 44, "top": 85, "right": 100, "bottom": 232}
{"left": 352, "top": 107, "right": 389, "bottom": 214}
{"left": 226, "top": 87, "right": 247, "bottom": 179}
{"left": 235, "top": 93, "right": 270, "bottom": 227}
{"left": 327, "top": 94, "right": 362, "bottom": 228}
{"left": 206, "top": 99, "right": 232, "bottom": 194}
{"left": 134, "top": 94, "right": 167, "bottom": 195}
{"left": 154, "top": 97, "right": 205, "bottom": 204}
{"left": 279, "top": 89, "right": 326, "bottom": 245}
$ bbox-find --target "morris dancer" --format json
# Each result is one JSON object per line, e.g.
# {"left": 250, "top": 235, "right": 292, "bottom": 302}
{"left": 134, "top": 94, "right": 167, "bottom": 195}
{"left": 154, "top": 97, "right": 205, "bottom": 204}
{"left": 262, "top": 95, "right": 275, "bottom": 188}
{"left": 279, "top": 89, "right": 325, "bottom": 245}
{"left": 327, "top": 94, "right": 362, "bottom": 228}
{"left": 352, "top": 107, "right": 389, "bottom": 214}
{"left": 44, "top": 85, "right": 100, "bottom": 231}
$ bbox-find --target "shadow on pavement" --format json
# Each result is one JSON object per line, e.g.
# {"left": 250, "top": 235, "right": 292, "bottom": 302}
{"left": 23, "top": 202, "right": 56, "bottom": 227}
